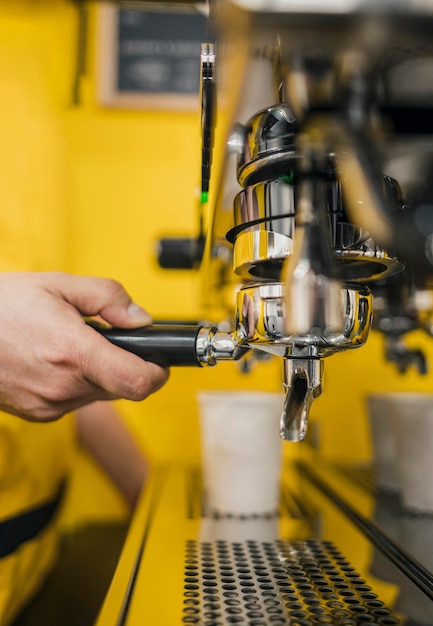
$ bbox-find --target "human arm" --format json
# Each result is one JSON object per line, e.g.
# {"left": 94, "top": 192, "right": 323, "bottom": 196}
{"left": 75, "top": 401, "right": 149, "bottom": 510}
{"left": 0, "top": 271, "right": 169, "bottom": 421}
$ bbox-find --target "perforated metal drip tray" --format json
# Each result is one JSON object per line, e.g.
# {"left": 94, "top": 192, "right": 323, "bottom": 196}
{"left": 183, "top": 538, "right": 401, "bottom": 625}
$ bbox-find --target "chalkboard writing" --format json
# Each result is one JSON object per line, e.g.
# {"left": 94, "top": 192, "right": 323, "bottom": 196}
{"left": 117, "top": 7, "right": 208, "bottom": 96}
{"left": 98, "top": 4, "right": 209, "bottom": 110}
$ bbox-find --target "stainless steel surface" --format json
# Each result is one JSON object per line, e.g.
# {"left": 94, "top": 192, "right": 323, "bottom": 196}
{"left": 321, "top": 462, "right": 433, "bottom": 605}
{"left": 235, "top": 283, "right": 372, "bottom": 356}
{"left": 372, "top": 275, "right": 430, "bottom": 374}
{"left": 233, "top": 230, "right": 293, "bottom": 280}
{"left": 236, "top": 104, "right": 297, "bottom": 188}
{"left": 183, "top": 538, "right": 401, "bottom": 625}
{"left": 232, "top": 180, "right": 295, "bottom": 233}
{"left": 189, "top": 280, "right": 372, "bottom": 370}
{"left": 282, "top": 149, "right": 344, "bottom": 341}
{"left": 196, "top": 327, "right": 237, "bottom": 366}
{"left": 231, "top": 178, "right": 402, "bottom": 282}
{"left": 231, "top": 179, "right": 295, "bottom": 280}
{"left": 280, "top": 358, "right": 322, "bottom": 442}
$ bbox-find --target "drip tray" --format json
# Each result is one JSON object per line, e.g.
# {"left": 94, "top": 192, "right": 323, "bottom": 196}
{"left": 182, "top": 539, "right": 401, "bottom": 625}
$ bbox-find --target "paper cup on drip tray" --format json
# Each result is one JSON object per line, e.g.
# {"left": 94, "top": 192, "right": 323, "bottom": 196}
{"left": 365, "top": 394, "right": 400, "bottom": 493}
{"left": 197, "top": 391, "right": 283, "bottom": 517}
{"left": 389, "top": 392, "right": 433, "bottom": 514}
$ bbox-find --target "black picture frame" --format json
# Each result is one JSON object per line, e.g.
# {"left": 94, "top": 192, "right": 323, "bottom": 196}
{"left": 98, "top": 3, "right": 209, "bottom": 111}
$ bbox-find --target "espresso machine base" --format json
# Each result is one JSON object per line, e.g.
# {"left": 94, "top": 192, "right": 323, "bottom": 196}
{"left": 95, "top": 457, "right": 433, "bottom": 626}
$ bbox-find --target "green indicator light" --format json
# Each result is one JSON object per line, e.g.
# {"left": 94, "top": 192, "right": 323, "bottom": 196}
{"left": 201, "top": 191, "right": 209, "bottom": 204}
{"left": 280, "top": 172, "right": 294, "bottom": 184}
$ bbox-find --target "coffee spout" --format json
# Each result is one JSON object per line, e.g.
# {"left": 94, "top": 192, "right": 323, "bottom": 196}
{"left": 280, "top": 356, "right": 322, "bottom": 442}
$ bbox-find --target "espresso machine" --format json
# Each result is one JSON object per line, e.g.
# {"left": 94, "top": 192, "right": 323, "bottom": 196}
{"left": 95, "top": 2, "right": 431, "bottom": 440}
{"left": 94, "top": 1, "right": 433, "bottom": 624}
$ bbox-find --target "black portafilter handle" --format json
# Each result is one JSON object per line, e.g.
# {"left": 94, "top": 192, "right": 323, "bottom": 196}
{"left": 87, "top": 321, "right": 204, "bottom": 368}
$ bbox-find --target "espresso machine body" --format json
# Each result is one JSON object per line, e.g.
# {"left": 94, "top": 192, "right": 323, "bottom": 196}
{"left": 95, "top": 3, "right": 433, "bottom": 624}
{"left": 197, "top": 0, "right": 433, "bottom": 439}
{"left": 96, "top": 0, "right": 433, "bottom": 440}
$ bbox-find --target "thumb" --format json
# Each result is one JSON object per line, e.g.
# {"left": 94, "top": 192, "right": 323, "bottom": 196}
{"left": 53, "top": 274, "right": 153, "bottom": 328}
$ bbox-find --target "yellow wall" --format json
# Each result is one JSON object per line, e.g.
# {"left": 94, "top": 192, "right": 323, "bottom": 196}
{"left": 3, "top": 0, "right": 433, "bottom": 525}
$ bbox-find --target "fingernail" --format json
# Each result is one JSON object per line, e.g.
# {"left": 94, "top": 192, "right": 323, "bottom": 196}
{"left": 127, "top": 302, "right": 152, "bottom": 324}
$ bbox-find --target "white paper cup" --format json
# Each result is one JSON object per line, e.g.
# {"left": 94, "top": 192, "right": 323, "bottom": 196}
{"left": 365, "top": 394, "right": 400, "bottom": 493}
{"left": 198, "top": 391, "right": 283, "bottom": 516}
{"left": 389, "top": 392, "right": 433, "bottom": 513}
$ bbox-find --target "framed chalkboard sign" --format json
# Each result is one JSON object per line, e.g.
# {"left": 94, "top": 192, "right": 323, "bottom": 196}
{"left": 98, "top": 3, "right": 209, "bottom": 110}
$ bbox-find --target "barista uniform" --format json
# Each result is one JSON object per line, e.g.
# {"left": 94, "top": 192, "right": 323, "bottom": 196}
{"left": 0, "top": 7, "right": 75, "bottom": 624}
{"left": 0, "top": 418, "right": 74, "bottom": 625}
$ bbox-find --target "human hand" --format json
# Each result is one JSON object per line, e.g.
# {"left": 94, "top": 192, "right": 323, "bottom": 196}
{"left": 0, "top": 272, "right": 169, "bottom": 421}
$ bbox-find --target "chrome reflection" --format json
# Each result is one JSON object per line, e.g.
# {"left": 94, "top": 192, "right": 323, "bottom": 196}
{"left": 236, "top": 282, "right": 372, "bottom": 357}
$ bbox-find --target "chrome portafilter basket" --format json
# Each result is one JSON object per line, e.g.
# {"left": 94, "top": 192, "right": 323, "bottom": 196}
{"left": 235, "top": 282, "right": 372, "bottom": 357}
{"left": 89, "top": 280, "right": 372, "bottom": 442}
{"left": 235, "top": 282, "right": 372, "bottom": 441}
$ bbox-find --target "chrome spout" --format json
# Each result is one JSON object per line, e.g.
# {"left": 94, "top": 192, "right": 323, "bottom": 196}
{"left": 280, "top": 356, "right": 322, "bottom": 442}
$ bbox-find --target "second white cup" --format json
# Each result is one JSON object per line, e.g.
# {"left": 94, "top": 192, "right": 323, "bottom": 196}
{"left": 389, "top": 392, "right": 433, "bottom": 513}
{"left": 365, "top": 393, "right": 400, "bottom": 493}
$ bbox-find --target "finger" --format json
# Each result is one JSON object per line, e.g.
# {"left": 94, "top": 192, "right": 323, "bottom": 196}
{"left": 51, "top": 273, "right": 153, "bottom": 328}
{"left": 79, "top": 324, "right": 169, "bottom": 401}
